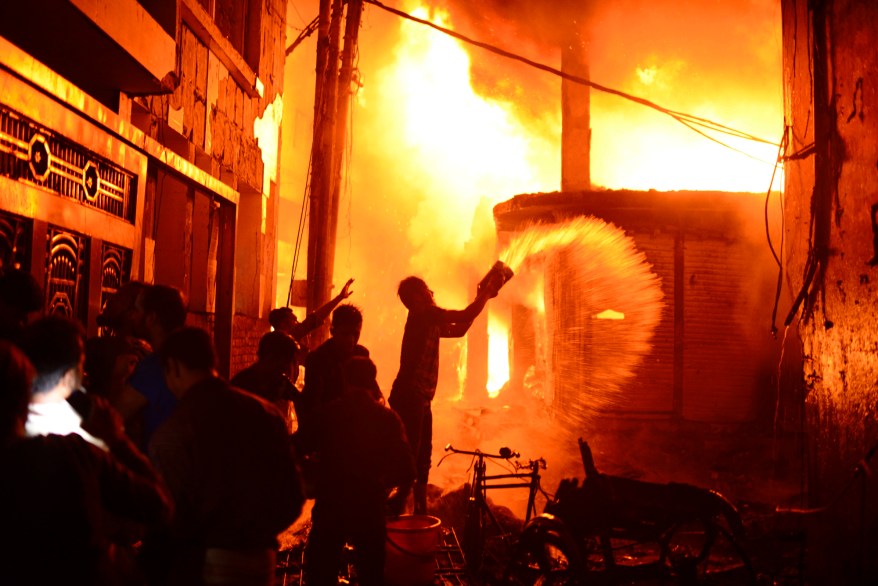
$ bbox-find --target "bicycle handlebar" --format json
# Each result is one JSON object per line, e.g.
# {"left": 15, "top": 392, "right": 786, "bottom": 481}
{"left": 444, "top": 443, "right": 520, "bottom": 460}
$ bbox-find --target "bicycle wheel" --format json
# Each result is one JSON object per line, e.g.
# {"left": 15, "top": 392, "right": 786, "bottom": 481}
{"left": 506, "top": 518, "right": 582, "bottom": 585}
{"left": 660, "top": 518, "right": 756, "bottom": 584}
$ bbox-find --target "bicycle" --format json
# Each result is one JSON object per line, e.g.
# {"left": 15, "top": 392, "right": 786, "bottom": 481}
{"left": 506, "top": 438, "right": 756, "bottom": 585}
{"left": 440, "top": 443, "right": 548, "bottom": 578}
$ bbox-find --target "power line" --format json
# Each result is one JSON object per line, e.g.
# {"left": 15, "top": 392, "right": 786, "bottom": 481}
{"left": 364, "top": 0, "right": 781, "bottom": 158}
{"left": 286, "top": 16, "right": 319, "bottom": 57}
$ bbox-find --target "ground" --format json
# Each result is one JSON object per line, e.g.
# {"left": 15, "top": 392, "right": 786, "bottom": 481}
{"left": 276, "top": 400, "right": 811, "bottom": 584}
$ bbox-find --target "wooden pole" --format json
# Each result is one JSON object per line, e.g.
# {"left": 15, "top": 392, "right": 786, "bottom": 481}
{"left": 306, "top": 0, "right": 331, "bottom": 316}
{"left": 561, "top": 22, "right": 591, "bottom": 192}
{"left": 325, "top": 0, "right": 364, "bottom": 297}
{"left": 306, "top": 0, "right": 344, "bottom": 344}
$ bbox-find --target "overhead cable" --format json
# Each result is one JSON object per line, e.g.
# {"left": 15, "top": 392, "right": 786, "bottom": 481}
{"left": 364, "top": 0, "right": 781, "bottom": 157}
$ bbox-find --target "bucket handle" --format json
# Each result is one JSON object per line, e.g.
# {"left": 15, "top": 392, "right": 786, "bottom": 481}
{"left": 386, "top": 533, "right": 435, "bottom": 562}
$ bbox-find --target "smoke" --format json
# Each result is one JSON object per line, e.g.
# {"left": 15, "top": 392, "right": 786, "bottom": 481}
{"left": 431, "top": 0, "right": 784, "bottom": 190}
{"left": 326, "top": 1, "right": 559, "bottom": 396}
{"left": 280, "top": 0, "right": 785, "bottom": 511}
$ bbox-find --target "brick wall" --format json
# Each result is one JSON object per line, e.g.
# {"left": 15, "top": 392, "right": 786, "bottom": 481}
{"left": 230, "top": 313, "right": 268, "bottom": 378}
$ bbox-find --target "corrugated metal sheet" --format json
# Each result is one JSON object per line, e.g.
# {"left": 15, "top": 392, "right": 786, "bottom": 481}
{"left": 496, "top": 190, "right": 778, "bottom": 425}
{"left": 617, "top": 231, "right": 676, "bottom": 414}
{"left": 682, "top": 237, "right": 760, "bottom": 422}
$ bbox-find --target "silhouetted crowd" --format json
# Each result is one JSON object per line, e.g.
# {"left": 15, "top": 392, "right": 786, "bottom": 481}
{"left": 0, "top": 267, "right": 500, "bottom": 585}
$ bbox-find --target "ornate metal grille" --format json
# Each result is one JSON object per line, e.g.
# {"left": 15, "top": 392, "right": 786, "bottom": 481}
{"left": 0, "top": 104, "right": 137, "bottom": 222}
{"left": 0, "top": 209, "right": 31, "bottom": 272}
{"left": 45, "top": 227, "right": 88, "bottom": 321}
{"left": 100, "top": 242, "right": 132, "bottom": 310}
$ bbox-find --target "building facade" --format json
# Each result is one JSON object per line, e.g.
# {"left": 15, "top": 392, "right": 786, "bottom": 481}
{"left": 0, "top": 0, "right": 288, "bottom": 376}
{"left": 782, "top": 0, "right": 878, "bottom": 581}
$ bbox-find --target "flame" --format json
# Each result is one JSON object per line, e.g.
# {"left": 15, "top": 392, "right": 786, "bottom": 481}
{"left": 281, "top": 0, "right": 781, "bottom": 396}
{"left": 371, "top": 5, "right": 559, "bottom": 229}
{"left": 487, "top": 312, "right": 510, "bottom": 397}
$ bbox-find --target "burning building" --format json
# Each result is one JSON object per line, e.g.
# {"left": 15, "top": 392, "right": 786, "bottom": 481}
{"left": 0, "top": 0, "right": 289, "bottom": 374}
{"left": 284, "top": 2, "right": 785, "bottom": 438}
{"left": 283, "top": 0, "right": 877, "bottom": 581}
{"left": 493, "top": 189, "right": 780, "bottom": 426}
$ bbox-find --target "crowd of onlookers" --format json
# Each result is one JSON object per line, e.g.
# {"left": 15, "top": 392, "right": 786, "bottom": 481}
{"left": 0, "top": 264, "right": 501, "bottom": 585}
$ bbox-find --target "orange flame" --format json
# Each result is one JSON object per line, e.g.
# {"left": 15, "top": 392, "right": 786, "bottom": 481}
{"left": 487, "top": 312, "right": 510, "bottom": 397}
{"left": 280, "top": 0, "right": 782, "bottom": 399}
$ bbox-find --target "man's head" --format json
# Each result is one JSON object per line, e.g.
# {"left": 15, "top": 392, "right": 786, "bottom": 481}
{"left": 0, "top": 269, "right": 44, "bottom": 338}
{"left": 269, "top": 307, "right": 299, "bottom": 335}
{"left": 97, "top": 280, "right": 148, "bottom": 336}
{"left": 0, "top": 341, "right": 35, "bottom": 439}
{"left": 136, "top": 284, "right": 187, "bottom": 343}
{"left": 397, "top": 276, "right": 434, "bottom": 311}
{"left": 19, "top": 315, "right": 85, "bottom": 399}
{"left": 342, "top": 356, "right": 382, "bottom": 402}
{"left": 329, "top": 304, "right": 362, "bottom": 355}
{"left": 159, "top": 327, "right": 216, "bottom": 397}
{"left": 257, "top": 331, "right": 300, "bottom": 382}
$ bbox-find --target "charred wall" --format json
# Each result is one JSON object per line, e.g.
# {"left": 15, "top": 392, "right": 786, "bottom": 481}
{"left": 782, "top": 0, "right": 878, "bottom": 581}
{"left": 495, "top": 189, "right": 781, "bottom": 425}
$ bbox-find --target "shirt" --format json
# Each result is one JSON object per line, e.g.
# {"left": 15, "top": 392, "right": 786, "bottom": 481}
{"left": 26, "top": 399, "right": 107, "bottom": 449}
{"left": 149, "top": 376, "right": 304, "bottom": 551}
{"left": 128, "top": 353, "right": 177, "bottom": 446}
{"left": 0, "top": 434, "right": 168, "bottom": 585}
{"left": 393, "top": 306, "right": 445, "bottom": 399}
{"left": 303, "top": 387, "right": 415, "bottom": 506}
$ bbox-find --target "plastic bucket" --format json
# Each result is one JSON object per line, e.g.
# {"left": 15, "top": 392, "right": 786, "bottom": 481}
{"left": 385, "top": 514, "right": 441, "bottom": 586}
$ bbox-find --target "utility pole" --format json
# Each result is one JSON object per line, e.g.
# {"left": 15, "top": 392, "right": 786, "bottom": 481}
{"left": 561, "top": 19, "right": 591, "bottom": 192}
{"left": 305, "top": 0, "right": 363, "bottom": 344}
{"left": 326, "top": 0, "right": 364, "bottom": 284}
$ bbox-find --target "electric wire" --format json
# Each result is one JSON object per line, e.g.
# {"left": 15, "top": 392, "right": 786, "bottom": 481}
{"left": 363, "top": 0, "right": 780, "bottom": 158}
{"left": 288, "top": 149, "right": 312, "bottom": 306}
{"left": 767, "top": 128, "right": 789, "bottom": 338}
{"left": 285, "top": 16, "right": 320, "bottom": 57}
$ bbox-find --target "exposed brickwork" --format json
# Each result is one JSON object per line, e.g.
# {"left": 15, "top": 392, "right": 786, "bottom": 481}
{"left": 129, "top": 0, "right": 288, "bottom": 379}
{"left": 230, "top": 313, "right": 269, "bottom": 378}
{"left": 187, "top": 311, "right": 216, "bottom": 338}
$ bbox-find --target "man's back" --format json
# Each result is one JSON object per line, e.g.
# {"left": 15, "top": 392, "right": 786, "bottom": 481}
{"left": 307, "top": 388, "right": 413, "bottom": 505}
{"left": 300, "top": 338, "right": 368, "bottom": 422}
{"left": 394, "top": 305, "right": 444, "bottom": 399}
{"left": 231, "top": 362, "right": 297, "bottom": 405}
{"left": 149, "top": 377, "right": 303, "bottom": 550}
{"left": 0, "top": 434, "right": 169, "bottom": 585}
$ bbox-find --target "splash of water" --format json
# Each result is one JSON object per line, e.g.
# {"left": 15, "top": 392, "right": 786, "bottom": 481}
{"left": 499, "top": 215, "right": 665, "bottom": 424}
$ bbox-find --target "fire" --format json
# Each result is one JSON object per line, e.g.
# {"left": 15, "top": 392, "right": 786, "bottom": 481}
{"left": 350, "top": 3, "right": 558, "bottom": 395}
{"left": 371, "top": 5, "right": 559, "bottom": 226}
{"left": 284, "top": 0, "right": 782, "bottom": 398}
{"left": 487, "top": 312, "right": 510, "bottom": 397}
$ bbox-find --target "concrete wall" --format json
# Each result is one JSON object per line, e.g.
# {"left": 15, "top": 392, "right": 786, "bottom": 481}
{"left": 782, "top": 0, "right": 878, "bottom": 581}
{"left": 132, "top": 0, "right": 288, "bottom": 369}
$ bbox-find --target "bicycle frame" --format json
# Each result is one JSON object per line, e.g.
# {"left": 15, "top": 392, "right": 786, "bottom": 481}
{"left": 442, "top": 444, "right": 547, "bottom": 574}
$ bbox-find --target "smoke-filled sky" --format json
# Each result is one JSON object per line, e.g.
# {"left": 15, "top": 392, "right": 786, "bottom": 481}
{"left": 279, "top": 0, "right": 783, "bottom": 499}
{"left": 281, "top": 0, "right": 781, "bottom": 373}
